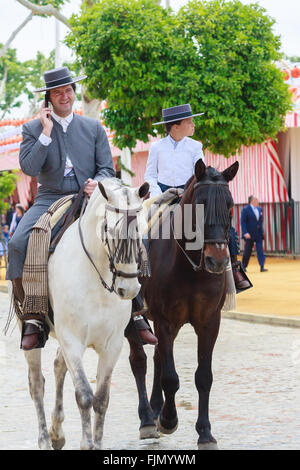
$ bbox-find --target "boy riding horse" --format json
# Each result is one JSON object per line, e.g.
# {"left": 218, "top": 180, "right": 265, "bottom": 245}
{"left": 145, "top": 104, "right": 251, "bottom": 291}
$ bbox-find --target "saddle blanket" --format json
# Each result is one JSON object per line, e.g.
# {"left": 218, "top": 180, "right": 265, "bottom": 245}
{"left": 21, "top": 195, "right": 76, "bottom": 317}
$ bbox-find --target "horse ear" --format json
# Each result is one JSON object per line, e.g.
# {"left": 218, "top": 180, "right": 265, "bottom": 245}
{"left": 98, "top": 181, "right": 108, "bottom": 200}
{"left": 195, "top": 159, "right": 206, "bottom": 181}
{"left": 222, "top": 161, "right": 239, "bottom": 182}
{"left": 137, "top": 182, "right": 150, "bottom": 199}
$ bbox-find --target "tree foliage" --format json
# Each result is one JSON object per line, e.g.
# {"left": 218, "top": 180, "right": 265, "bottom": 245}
{"left": 0, "top": 171, "right": 18, "bottom": 215}
{"left": 0, "top": 47, "right": 27, "bottom": 117}
{"left": 178, "top": 0, "right": 293, "bottom": 155}
{"left": 66, "top": 0, "right": 181, "bottom": 149}
{"left": 0, "top": 47, "right": 55, "bottom": 118}
{"left": 66, "top": 0, "right": 292, "bottom": 156}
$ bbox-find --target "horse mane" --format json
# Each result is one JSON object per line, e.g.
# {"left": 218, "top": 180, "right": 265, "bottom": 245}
{"left": 182, "top": 166, "right": 232, "bottom": 231}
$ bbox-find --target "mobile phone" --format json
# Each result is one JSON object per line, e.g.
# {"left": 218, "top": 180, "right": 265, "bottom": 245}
{"left": 45, "top": 93, "right": 50, "bottom": 118}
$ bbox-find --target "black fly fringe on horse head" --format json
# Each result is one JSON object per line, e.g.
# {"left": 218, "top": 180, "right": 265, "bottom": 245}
{"left": 205, "top": 185, "right": 231, "bottom": 233}
{"left": 109, "top": 214, "right": 141, "bottom": 265}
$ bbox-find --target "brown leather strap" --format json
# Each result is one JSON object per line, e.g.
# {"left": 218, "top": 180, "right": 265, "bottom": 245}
{"left": 49, "top": 183, "right": 87, "bottom": 252}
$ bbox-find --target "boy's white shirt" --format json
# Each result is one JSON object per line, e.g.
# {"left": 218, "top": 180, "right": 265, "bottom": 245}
{"left": 145, "top": 134, "right": 205, "bottom": 197}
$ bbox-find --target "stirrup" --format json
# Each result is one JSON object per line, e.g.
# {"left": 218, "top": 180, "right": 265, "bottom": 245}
{"left": 20, "top": 318, "right": 50, "bottom": 350}
{"left": 124, "top": 316, "right": 157, "bottom": 345}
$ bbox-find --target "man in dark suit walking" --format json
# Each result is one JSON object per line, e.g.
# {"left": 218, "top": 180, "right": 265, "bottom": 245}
{"left": 241, "top": 195, "right": 267, "bottom": 272}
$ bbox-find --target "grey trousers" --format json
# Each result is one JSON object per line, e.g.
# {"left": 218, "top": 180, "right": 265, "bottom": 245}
{"left": 6, "top": 177, "right": 80, "bottom": 280}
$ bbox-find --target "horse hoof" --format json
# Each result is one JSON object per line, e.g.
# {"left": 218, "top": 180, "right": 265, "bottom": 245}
{"left": 139, "top": 425, "right": 160, "bottom": 439}
{"left": 157, "top": 415, "right": 178, "bottom": 435}
{"left": 38, "top": 438, "right": 52, "bottom": 450}
{"left": 51, "top": 437, "right": 66, "bottom": 450}
{"left": 50, "top": 427, "right": 66, "bottom": 450}
{"left": 198, "top": 441, "right": 219, "bottom": 450}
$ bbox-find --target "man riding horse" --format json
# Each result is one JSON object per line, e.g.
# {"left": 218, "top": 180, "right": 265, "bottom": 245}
{"left": 7, "top": 67, "right": 156, "bottom": 350}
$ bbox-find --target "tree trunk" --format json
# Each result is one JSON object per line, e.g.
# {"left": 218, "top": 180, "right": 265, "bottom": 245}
{"left": 81, "top": 90, "right": 101, "bottom": 119}
{"left": 0, "top": 12, "right": 33, "bottom": 59}
{"left": 120, "top": 147, "right": 132, "bottom": 186}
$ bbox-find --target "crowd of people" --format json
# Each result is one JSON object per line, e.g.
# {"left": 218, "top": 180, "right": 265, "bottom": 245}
{"left": 0, "top": 203, "right": 25, "bottom": 260}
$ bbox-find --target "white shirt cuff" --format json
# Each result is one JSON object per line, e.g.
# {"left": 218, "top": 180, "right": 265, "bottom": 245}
{"left": 39, "top": 133, "right": 52, "bottom": 146}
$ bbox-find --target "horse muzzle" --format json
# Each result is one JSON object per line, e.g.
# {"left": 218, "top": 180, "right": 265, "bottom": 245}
{"left": 204, "top": 255, "right": 229, "bottom": 274}
{"left": 115, "top": 277, "right": 141, "bottom": 300}
{"left": 204, "top": 243, "right": 229, "bottom": 274}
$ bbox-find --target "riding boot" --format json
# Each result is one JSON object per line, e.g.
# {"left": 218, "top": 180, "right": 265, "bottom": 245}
{"left": 125, "top": 293, "right": 158, "bottom": 345}
{"left": 125, "top": 315, "right": 158, "bottom": 346}
{"left": 12, "top": 278, "right": 49, "bottom": 350}
{"left": 231, "top": 256, "right": 252, "bottom": 292}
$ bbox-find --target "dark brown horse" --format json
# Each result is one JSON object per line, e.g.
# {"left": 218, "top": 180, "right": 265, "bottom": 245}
{"left": 127, "top": 159, "right": 239, "bottom": 449}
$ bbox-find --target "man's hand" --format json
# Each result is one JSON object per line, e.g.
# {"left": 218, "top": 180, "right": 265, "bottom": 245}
{"left": 244, "top": 233, "right": 251, "bottom": 239}
{"left": 84, "top": 178, "right": 98, "bottom": 197}
{"left": 40, "top": 101, "right": 53, "bottom": 137}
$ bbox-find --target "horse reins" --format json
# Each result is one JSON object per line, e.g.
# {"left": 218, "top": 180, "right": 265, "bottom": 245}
{"left": 78, "top": 193, "right": 143, "bottom": 293}
{"left": 170, "top": 180, "right": 230, "bottom": 272}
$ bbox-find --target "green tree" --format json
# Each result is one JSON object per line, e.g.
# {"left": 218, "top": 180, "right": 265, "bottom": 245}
{"left": 0, "top": 171, "right": 18, "bottom": 215}
{"left": 0, "top": 47, "right": 28, "bottom": 118}
{"left": 66, "top": 0, "right": 292, "bottom": 156}
{"left": 0, "top": 47, "right": 55, "bottom": 118}
{"left": 66, "top": 0, "right": 182, "bottom": 150}
{"left": 178, "top": 0, "right": 293, "bottom": 156}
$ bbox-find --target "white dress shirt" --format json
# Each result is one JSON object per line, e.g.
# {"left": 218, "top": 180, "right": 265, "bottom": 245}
{"left": 39, "top": 111, "right": 74, "bottom": 176}
{"left": 250, "top": 204, "right": 260, "bottom": 220}
{"left": 145, "top": 135, "right": 204, "bottom": 197}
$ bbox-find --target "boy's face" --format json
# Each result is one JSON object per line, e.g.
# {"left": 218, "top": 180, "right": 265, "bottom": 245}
{"left": 173, "top": 117, "right": 195, "bottom": 138}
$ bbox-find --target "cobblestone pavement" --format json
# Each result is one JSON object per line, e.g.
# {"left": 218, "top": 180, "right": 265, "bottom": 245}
{"left": 1, "top": 291, "right": 300, "bottom": 450}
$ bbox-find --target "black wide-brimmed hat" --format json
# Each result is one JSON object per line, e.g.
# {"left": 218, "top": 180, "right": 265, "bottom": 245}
{"left": 34, "top": 66, "right": 87, "bottom": 93}
{"left": 152, "top": 104, "right": 204, "bottom": 126}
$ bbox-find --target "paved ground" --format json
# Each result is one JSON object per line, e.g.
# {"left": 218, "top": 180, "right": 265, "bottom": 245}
{"left": 236, "top": 256, "right": 300, "bottom": 317}
{"left": 1, "top": 290, "right": 300, "bottom": 450}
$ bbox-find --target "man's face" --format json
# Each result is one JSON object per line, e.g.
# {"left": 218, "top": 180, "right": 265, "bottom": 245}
{"left": 49, "top": 84, "right": 76, "bottom": 117}
{"left": 252, "top": 197, "right": 259, "bottom": 207}
{"left": 174, "top": 117, "right": 195, "bottom": 138}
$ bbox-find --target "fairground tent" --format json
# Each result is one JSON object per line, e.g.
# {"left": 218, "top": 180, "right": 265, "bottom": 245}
{"left": 1, "top": 64, "right": 300, "bottom": 252}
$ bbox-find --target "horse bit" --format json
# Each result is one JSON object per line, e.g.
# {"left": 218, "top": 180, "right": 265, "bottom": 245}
{"left": 78, "top": 194, "right": 144, "bottom": 293}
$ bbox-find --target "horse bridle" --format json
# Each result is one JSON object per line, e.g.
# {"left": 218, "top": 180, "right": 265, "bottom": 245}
{"left": 78, "top": 194, "right": 143, "bottom": 293}
{"left": 171, "top": 179, "right": 230, "bottom": 272}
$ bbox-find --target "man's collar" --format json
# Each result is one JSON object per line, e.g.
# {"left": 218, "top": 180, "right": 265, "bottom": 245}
{"left": 51, "top": 110, "right": 74, "bottom": 124}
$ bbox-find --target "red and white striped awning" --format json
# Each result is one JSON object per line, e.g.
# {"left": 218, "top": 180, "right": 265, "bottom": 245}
{"left": 16, "top": 173, "right": 32, "bottom": 210}
{"left": 205, "top": 140, "right": 288, "bottom": 204}
{"left": 0, "top": 109, "right": 289, "bottom": 206}
{"left": 285, "top": 111, "right": 300, "bottom": 128}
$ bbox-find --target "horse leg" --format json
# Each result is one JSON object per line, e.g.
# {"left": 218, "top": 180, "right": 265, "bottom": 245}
{"left": 128, "top": 338, "right": 159, "bottom": 439}
{"left": 58, "top": 337, "right": 94, "bottom": 450}
{"left": 49, "top": 347, "right": 67, "bottom": 450}
{"left": 92, "top": 359, "right": 112, "bottom": 449}
{"left": 192, "top": 312, "right": 221, "bottom": 450}
{"left": 149, "top": 346, "right": 164, "bottom": 422}
{"left": 24, "top": 349, "right": 52, "bottom": 450}
{"left": 156, "top": 322, "right": 180, "bottom": 434}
